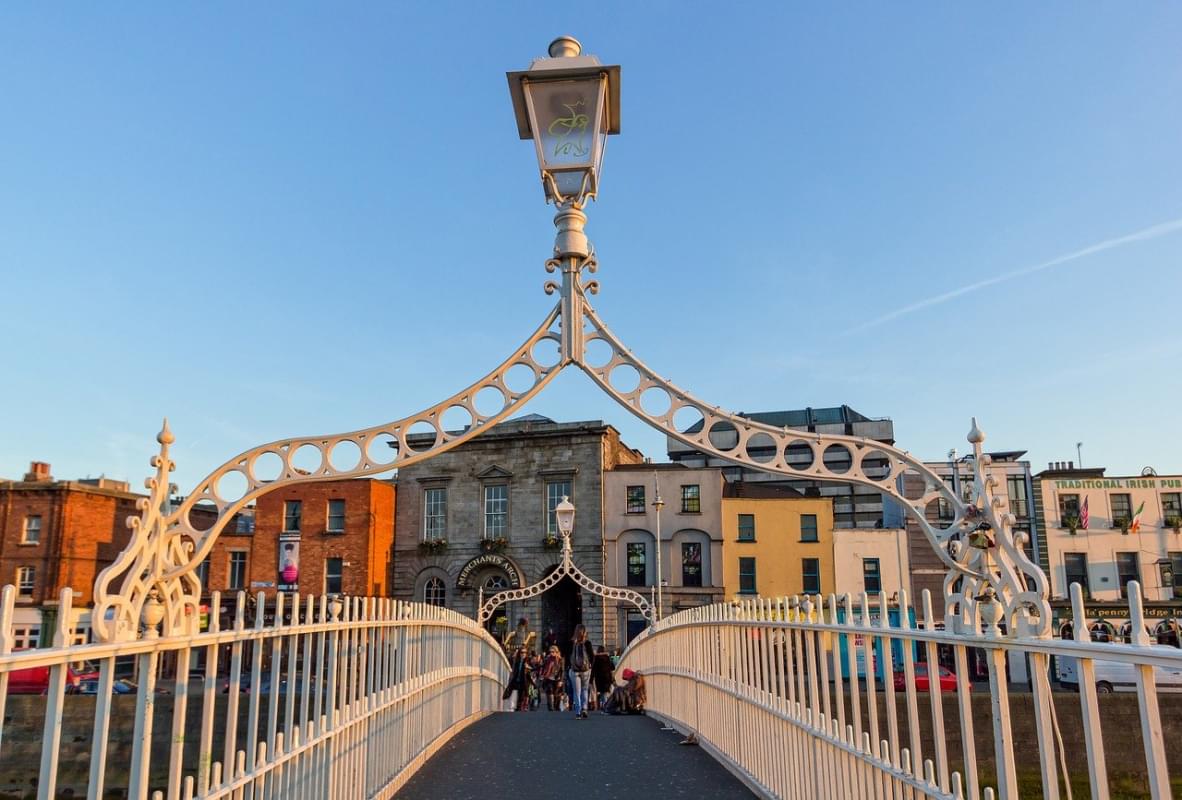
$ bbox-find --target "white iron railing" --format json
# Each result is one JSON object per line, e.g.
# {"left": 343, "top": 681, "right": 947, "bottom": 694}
{"left": 0, "top": 585, "right": 508, "bottom": 800}
{"left": 618, "top": 581, "right": 1182, "bottom": 800}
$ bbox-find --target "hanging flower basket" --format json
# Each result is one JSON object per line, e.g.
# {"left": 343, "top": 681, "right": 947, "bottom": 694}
{"left": 542, "top": 535, "right": 562, "bottom": 550}
{"left": 1113, "top": 517, "right": 1131, "bottom": 534}
{"left": 1062, "top": 515, "right": 1080, "bottom": 535}
{"left": 418, "top": 538, "right": 449, "bottom": 554}
{"left": 1166, "top": 516, "right": 1182, "bottom": 533}
{"left": 480, "top": 537, "right": 508, "bottom": 553}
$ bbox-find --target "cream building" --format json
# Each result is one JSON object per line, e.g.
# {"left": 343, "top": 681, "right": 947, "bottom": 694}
{"left": 1035, "top": 465, "right": 1182, "bottom": 605}
{"left": 603, "top": 464, "right": 725, "bottom": 645}
{"left": 832, "top": 528, "right": 911, "bottom": 602}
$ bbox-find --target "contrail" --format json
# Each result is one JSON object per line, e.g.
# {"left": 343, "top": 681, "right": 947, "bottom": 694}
{"left": 846, "top": 217, "right": 1182, "bottom": 333}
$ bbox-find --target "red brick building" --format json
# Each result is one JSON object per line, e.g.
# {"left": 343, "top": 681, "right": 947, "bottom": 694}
{"left": 0, "top": 462, "right": 141, "bottom": 647}
{"left": 206, "top": 479, "right": 396, "bottom": 601}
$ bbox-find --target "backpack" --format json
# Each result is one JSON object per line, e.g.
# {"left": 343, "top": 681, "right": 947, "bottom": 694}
{"left": 571, "top": 641, "right": 590, "bottom": 671}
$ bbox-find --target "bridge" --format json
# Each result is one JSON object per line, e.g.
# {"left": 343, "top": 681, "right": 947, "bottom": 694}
{"left": 2, "top": 34, "right": 1180, "bottom": 800}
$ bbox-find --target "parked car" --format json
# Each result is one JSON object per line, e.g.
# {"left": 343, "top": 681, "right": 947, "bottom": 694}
{"left": 892, "top": 663, "right": 963, "bottom": 693}
{"left": 67, "top": 678, "right": 137, "bottom": 695}
{"left": 1057, "top": 653, "right": 1182, "bottom": 693}
{"left": 5, "top": 657, "right": 101, "bottom": 695}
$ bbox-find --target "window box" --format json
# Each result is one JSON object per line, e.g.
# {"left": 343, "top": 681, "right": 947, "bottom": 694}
{"left": 1062, "top": 515, "right": 1081, "bottom": 535}
{"left": 480, "top": 537, "right": 508, "bottom": 553}
{"left": 418, "top": 539, "right": 449, "bottom": 554}
{"left": 1165, "top": 516, "right": 1182, "bottom": 533}
{"left": 1113, "top": 517, "right": 1131, "bottom": 534}
{"left": 542, "top": 535, "right": 562, "bottom": 551}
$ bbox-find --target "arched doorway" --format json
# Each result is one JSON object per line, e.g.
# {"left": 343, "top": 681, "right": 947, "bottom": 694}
{"left": 540, "top": 568, "right": 582, "bottom": 657}
{"left": 481, "top": 572, "right": 514, "bottom": 643}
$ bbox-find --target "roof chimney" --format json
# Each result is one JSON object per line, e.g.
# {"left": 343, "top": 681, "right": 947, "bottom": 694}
{"left": 24, "top": 461, "right": 52, "bottom": 482}
{"left": 1068, "top": 461, "right": 1074, "bottom": 469}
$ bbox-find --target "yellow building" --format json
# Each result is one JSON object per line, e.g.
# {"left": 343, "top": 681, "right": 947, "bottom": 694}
{"left": 722, "top": 483, "right": 835, "bottom": 599}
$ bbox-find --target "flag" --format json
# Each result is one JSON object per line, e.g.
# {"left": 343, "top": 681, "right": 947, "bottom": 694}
{"left": 1080, "top": 496, "right": 1089, "bottom": 530}
{"left": 1130, "top": 500, "right": 1145, "bottom": 533}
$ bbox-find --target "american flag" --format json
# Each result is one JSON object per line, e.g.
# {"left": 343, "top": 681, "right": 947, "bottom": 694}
{"left": 1080, "top": 496, "right": 1090, "bottom": 530}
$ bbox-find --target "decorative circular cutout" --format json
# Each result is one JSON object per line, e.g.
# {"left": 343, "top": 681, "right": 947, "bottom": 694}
{"left": 745, "top": 432, "right": 776, "bottom": 463}
{"left": 584, "top": 337, "right": 615, "bottom": 369}
{"left": 640, "top": 387, "right": 672, "bottom": 417}
{"left": 290, "top": 443, "right": 324, "bottom": 476}
{"left": 503, "top": 363, "right": 537, "bottom": 395}
{"left": 473, "top": 385, "right": 506, "bottom": 418}
{"left": 367, "top": 433, "right": 399, "bottom": 466}
{"left": 822, "top": 444, "right": 852, "bottom": 474}
{"left": 251, "top": 451, "right": 284, "bottom": 483}
{"left": 405, "top": 420, "right": 438, "bottom": 453}
{"left": 609, "top": 364, "right": 641, "bottom": 394}
{"left": 329, "top": 439, "right": 362, "bottom": 472}
{"left": 188, "top": 498, "right": 220, "bottom": 532}
{"left": 531, "top": 338, "right": 561, "bottom": 369}
{"left": 708, "top": 420, "right": 739, "bottom": 451}
{"left": 860, "top": 450, "right": 893, "bottom": 482}
{"left": 785, "top": 440, "right": 815, "bottom": 471}
{"left": 441, "top": 405, "right": 474, "bottom": 435}
{"left": 673, "top": 405, "right": 705, "bottom": 436}
{"left": 215, "top": 470, "right": 249, "bottom": 504}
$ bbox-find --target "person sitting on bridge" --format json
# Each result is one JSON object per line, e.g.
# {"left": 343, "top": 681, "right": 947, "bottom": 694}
{"left": 601, "top": 668, "right": 645, "bottom": 715}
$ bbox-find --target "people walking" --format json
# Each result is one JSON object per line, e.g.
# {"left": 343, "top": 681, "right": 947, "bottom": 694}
{"left": 591, "top": 645, "right": 614, "bottom": 709}
{"left": 540, "top": 645, "right": 565, "bottom": 710}
{"left": 568, "top": 624, "right": 595, "bottom": 719}
{"left": 508, "top": 647, "right": 531, "bottom": 712}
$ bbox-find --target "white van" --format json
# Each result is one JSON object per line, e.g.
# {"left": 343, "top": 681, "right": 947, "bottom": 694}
{"left": 1057, "top": 651, "right": 1182, "bottom": 693}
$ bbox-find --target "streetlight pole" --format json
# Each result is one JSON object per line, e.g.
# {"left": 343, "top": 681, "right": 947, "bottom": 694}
{"left": 652, "top": 476, "right": 664, "bottom": 621}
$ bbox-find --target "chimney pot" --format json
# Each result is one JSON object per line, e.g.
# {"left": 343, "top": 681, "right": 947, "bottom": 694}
{"left": 1068, "top": 461, "right": 1074, "bottom": 469}
{"left": 23, "top": 461, "right": 52, "bottom": 482}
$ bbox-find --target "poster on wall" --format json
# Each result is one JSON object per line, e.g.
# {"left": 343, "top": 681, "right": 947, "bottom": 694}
{"left": 278, "top": 538, "right": 300, "bottom": 592}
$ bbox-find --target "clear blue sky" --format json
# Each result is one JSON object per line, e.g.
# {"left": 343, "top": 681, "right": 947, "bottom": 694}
{"left": 2, "top": 4, "right": 1181, "bottom": 492}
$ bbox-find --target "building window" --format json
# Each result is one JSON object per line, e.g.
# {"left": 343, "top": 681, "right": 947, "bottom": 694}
{"left": 424, "top": 577, "right": 446, "bottom": 607}
{"left": 627, "top": 542, "right": 647, "bottom": 587}
{"left": 196, "top": 557, "right": 210, "bottom": 588}
{"left": 326, "top": 499, "right": 346, "bottom": 533}
{"left": 16, "top": 566, "right": 35, "bottom": 597}
{"left": 1006, "top": 476, "right": 1029, "bottom": 518}
{"left": 738, "top": 557, "right": 757, "bottom": 595}
{"left": 283, "top": 500, "right": 302, "bottom": 534}
{"left": 1058, "top": 493, "right": 1080, "bottom": 525}
{"left": 800, "top": 514, "right": 818, "bottom": 542}
{"left": 235, "top": 514, "right": 255, "bottom": 534}
{"left": 1163, "top": 493, "right": 1182, "bottom": 523}
{"left": 424, "top": 488, "right": 447, "bottom": 541}
{"left": 325, "top": 558, "right": 344, "bottom": 594}
{"left": 21, "top": 515, "right": 41, "bottom": 544}
{"left": 938, "top": 477, "right": 957, "bottom": 521}
{"left": 484, "top": 485, "right": 508, "bottom": 539}
{"left": 12, "top": 626, "right": 40, "bottom": 650}
{"left": 545, "top": 480, "right": 571, "bottom": 536}
{"left": 228, "top": 552, "right": 248, "bottom": 591}
{"left": 1116, "top": 552, "right": 1140, "bottom": 599}
{"left": 681, "top": 485, "right": 701, "bottom": 513}
{"left": 863, "top": 559, "right": 881, "bottom": 595}
{"left": 802, "top": 558, "right": 821, "bottom": 594}
{"left": 737, "top": 514, "right": 755, "bottom": 542}
{"left": 681, "top": 542, "right": 702, "bottom": 587}
{"left": 1169, "top": 553, "right": 1182, "bottom": 600}
{"left": 1110, "top": 493, "right": 1133, "bottom": 527}
{"left": 626, "top": 485, "right": 646, "bottom": 514}
{"left": 1063, "top": 553, "right": 1089, "bottom": 597}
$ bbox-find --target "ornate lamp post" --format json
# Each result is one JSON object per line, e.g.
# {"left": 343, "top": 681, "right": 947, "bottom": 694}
{"left": 555, "top": 495, "right": 576, "bottom": 540}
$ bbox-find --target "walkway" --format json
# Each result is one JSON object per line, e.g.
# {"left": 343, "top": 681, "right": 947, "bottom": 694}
{"left": 395, "top": 711, "right": 755, "bottom": 799}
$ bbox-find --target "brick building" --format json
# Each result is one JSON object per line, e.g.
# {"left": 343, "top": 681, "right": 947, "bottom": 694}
{"left": 0, "top": 462, "right": 141, "bottom": 647}
{"left": 202, "top": 478, "right": 396, "bottom": 602}
{"left": 394, "top": 415, "right": 643, "bottom": 651}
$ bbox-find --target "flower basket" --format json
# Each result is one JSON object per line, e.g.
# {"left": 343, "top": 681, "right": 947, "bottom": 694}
{"left": 418, "top": 538, "right": 448, "bottom": 554}
{"left": 1166, "top": 516, "right": 1182, "bottom": 533}
{"left": 480, "top": 537, "right": 508, "bottom": 553}
{"left": 542, "top": 535, "right": 562, "bottom": 551}
{"left": 1113, "top": 518, "right": 1131, "bottom": 534}
{"left": 1062, "top": 515, "right": 1080, "bottom": 535}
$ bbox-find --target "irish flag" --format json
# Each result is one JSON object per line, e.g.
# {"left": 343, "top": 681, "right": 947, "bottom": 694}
{"left": 1130, "top": 501, "right": 1146, "bottom": 533}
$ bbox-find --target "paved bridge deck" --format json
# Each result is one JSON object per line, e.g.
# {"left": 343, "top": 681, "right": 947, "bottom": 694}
{"left": 395, "top": 711, "right": 755, "bottom": 799}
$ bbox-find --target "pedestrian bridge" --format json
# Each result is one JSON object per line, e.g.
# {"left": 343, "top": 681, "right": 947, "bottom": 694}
{"left": 1, "top": 584, "right": 1180, "bottom": 800}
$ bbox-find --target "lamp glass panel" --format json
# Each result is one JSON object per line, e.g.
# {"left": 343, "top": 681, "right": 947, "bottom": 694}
{"left": 526, "top": 77, "right": 605, "bottom": 172}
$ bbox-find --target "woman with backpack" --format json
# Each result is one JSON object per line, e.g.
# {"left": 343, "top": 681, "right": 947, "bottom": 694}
{"left": 568, "top": 624, "right": 595, "bottom": 719}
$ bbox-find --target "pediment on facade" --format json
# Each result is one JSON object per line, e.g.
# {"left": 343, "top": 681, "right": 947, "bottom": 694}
{"left": 475, "top": 464, "right": 514, "bottom": 479}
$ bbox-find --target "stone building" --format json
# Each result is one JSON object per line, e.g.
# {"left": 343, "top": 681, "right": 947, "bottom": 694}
{"left": 603, "top": 463, "right": 724, "bottom": 644}
{"left": 393, "top": 415, "right": 643, "bottom": 651}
